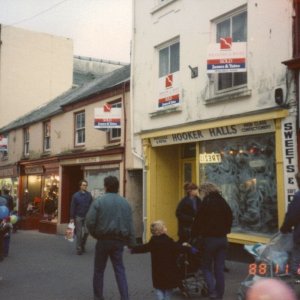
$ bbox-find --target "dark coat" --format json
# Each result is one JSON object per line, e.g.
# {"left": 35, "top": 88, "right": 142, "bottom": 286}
{"left": 176, "top": 196, "right": 201, "bottom": 242}
{"left": 192, "top": 192, "right": 233, "bottom": 238}
{"left": 280, "top": 190, "right": 300, "bottom": 244}
{"left": 131, "top": 234, "right": 187, "bottom": 289}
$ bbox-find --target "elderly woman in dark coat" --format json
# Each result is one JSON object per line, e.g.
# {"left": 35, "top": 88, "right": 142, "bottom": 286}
{"left": 192, "top": 182, "right": 233, "bottom": 300}
{"left": 176, "top": 182, "right": 201, "bottom": 243}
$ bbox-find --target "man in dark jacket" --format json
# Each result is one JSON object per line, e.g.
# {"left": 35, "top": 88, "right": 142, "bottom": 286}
{"left": 280, "top": 171, "right": 300, "bottom": 280}
{"left": 70, "top": 179, "right": 93, "bottom": 255}
{"left": 86, "top": 176, "right": 135, "bottom": 300}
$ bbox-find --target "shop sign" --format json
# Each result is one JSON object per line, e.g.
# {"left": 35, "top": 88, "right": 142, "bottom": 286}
{"left": 25, "top": 166, "right": 44, "bottom": 175}
{"left": 207, "top": 40, "right": 246, "bottom": 73}
{"left": 199, "top": 152, "right": 222, "bottom": 164}
{"left": 0, "top": 166, "right": 17, "bottom": 177}
{"left": 151, "top": 120, "right": 275, "bottom": 147}
{"left": 281, "top": 117, "right": 298, "bottom": 207}
{"left": 94, "top": 104, "right": 121, "bottom": 129}
{"left": 158, "top": 71, "right": 181, "bottom": 108}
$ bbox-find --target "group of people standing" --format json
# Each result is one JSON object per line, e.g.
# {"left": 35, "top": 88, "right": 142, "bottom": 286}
{"left": 176, "top": 181, "right": 233, "bottom": 300}
{"left": 70, "top": 176, "right": 233, "bottom": 300}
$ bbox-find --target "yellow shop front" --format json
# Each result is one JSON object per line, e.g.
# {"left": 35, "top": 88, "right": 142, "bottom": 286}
{"left": 141, "top": 109, "right": 298, "bottom": 245}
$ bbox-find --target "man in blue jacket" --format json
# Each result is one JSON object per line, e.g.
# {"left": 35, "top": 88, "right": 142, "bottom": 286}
{"left": 280, "top": 171, "right": 300, "bottom": 281}
{"left": 86, "top": 176, "right": 135, "bottom": 300}
{"left": 70, "top": 179, "right": 93, "bottom": 255}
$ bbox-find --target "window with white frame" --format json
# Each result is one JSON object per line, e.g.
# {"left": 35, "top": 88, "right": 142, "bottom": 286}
{"left": 75, "top": 111, "right": 85, "bottom": 146}
{"left": 159, "top": 41, "right": 180, "bottom": 77}
{"left": 109, "top": 102, "right": 121, "bottom": 142}
{"left": 215, "top": 10, "right": 247, "bottom": 92}
{"left": 23, "top": 128, "right": 29, "bottom": 156}
{"left": 43, "top": 121, "right": 51, "bottom": 152}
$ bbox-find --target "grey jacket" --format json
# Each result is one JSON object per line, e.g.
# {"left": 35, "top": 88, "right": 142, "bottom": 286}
{"left": 86, "top": 192, "right": 136, "bottom": 247}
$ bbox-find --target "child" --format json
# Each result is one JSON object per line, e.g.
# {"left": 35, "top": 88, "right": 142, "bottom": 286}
{"left": 131, "top": 220, "right": 197, "bottom": 300}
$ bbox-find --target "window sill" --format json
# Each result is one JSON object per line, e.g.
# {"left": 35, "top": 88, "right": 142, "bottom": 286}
{"left": 149, "top": 105, "right": 182, "bottom": 118}
{"left": 205, "top": 88, "right": 252, "bottom": 104}
{"left": 151, "top": 0, "right": 177, "bottom": 14}
{"left": 104, "top": 142, "right": 121, "bottom": 149}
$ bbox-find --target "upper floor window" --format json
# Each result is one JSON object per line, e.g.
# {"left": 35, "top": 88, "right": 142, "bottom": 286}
{"left": 215, "top": 10, "right": 247, "bottom": 92}
{"left": 24, "top": 128, "right": 29, "bottom": 156}
{"left": 75, "top": 111, "right": 85, "bottom": 146}
{"left": 109, "top": 102, "right": 121, "bottom": 142}
{"left": 159, "top": 41, "right": 180, "bottom": 77}
{"left": 43, "top": 121, "right": 51, "bottom": 152}
{"left": 0, "top": 134, "right": 8, "bottom": 160}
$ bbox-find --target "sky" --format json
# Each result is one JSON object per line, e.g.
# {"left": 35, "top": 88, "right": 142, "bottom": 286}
{"left": 0, "top": 0, "right": 132, "bottom": 63}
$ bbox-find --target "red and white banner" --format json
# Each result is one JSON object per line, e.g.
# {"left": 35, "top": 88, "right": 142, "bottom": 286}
{"left": 94, "top": 105, "right": 121, "bottom": 129}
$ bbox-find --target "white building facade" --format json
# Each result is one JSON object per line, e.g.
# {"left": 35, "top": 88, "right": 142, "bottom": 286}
{"left": 131, "top": 0, "right": 297, "bottom": 244}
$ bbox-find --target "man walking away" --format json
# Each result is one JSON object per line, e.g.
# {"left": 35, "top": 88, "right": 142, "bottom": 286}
{"left": 86, "top": 176, "right": 136, "bottom": 300}
{"left": 70, "top": 179, "right": 93, "bottom": 255}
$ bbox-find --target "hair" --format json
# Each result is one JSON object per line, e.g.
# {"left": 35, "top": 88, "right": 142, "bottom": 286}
{"left": 79, "top": 179, "right": 88, "bottom": 187}
{"left": 295, "top": 172, "right": 300, "bottom": 189}
{"left": 198, "top": 182, "right": 220, "bottom": 196}
{"left": 104, "top": 176, "right": 119, "bottom": 193}
{"left": 183, "top": 182, "right": 198, "bottom": 194}
{"left": 150, "top": 220, "right": 166, "bottom": 236}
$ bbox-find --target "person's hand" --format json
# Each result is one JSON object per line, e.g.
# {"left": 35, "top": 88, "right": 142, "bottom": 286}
{"left": 182, "top": 242, "right": 191, "bottom": 247}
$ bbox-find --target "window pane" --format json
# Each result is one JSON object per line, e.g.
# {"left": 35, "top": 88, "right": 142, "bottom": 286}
{"left": 233, "top": 72, "right": 247, "bottom": 86}
{"left": 217, "top": 19, "right": 230, "bottom": 42}
{"left": 232, "top": 11, "right": 247, "bottom": 42}
{"left": 218, "top": 73, "right": 233, "bottom": 90}
{"left": 159, "top": 47, "right": 169, "bottom": 77}
{"left": 170, "top": 42, "right": 180, "bottom": 73}
{"left": 199, "top": 133, "right": 277, "bottom": 236}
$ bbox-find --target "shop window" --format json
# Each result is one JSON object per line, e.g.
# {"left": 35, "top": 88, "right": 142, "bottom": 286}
{"left": 75, "top": 111, "right": 85, "bottom": 146}
{"left": 199, "top": 133, "right": 277, "bottom": 236}
{"left": 43, "top": 121, "right": 51, "bottom": 152}
{"left": 108, "top": 102, "right": 121, "bottom": 142}
{"left": 214, "top": 9, "right": 247, "bottom": 92}
{"left": 159, "top": 41, "right": 180, "bottom": 77}
{"left": 23, "top": 127, "right": 30, "bottom": 156}
{"left": 43, "top": 175, "right": 59, "bottom": 221}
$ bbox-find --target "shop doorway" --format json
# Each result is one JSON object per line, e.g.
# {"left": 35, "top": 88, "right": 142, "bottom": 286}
{"left": 180, "top": 159, "right": 196, "bottom": 197}
{"left": 61, "top": 166, "right": 83, "bottom": 223}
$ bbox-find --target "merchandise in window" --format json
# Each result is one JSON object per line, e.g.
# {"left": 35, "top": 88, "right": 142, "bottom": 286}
{"left": 199, "top": 133, "right": 277, "bottom": 236}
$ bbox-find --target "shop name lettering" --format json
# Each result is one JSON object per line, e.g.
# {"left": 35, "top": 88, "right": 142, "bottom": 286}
{"left": 172, "top": 126, "right": 237, "bottom": 141}
{"left": 284, "top": 122, "right": 297, "bottom": 203}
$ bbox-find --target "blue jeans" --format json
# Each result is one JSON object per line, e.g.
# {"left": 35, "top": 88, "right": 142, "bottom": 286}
{"left": 202, "top": 236, "right": 228, "bottom": 298}
{"left": 74, "top": 217, "right": 88, "bottom": 252}
{"left": 93, "top": 239, "right": 129, "bottom": 300}
{"left": 155, "top": 288, "right": 172, "bottom": 300}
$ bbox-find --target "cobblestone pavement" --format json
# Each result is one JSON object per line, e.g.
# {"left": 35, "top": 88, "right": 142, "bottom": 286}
{"left": 0, "top": 230, "right": 251, "bottom": 300}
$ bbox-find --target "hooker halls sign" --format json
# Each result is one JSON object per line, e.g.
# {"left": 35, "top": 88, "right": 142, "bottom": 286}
{"left": 94, "top": 104, "right": 121, "bottom": 129}
{"left": 207, "top": 38, "right": 246, "bottom": 73}
{"left": 151, "top": 120, "right": 275, "bottom": 147}
{"left": 281, "top": 116, "right": 298, "bottom": 207}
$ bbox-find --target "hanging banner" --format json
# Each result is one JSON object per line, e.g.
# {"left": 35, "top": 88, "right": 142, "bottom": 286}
{"left": 0, "top": 134, "right": 8, "bottom": 159}
{"left": 281, "top": 116, "right": 298, "bottom": 207}
{"left": 94, "top": 104, "right": 121, "bottom": 129}
{"left": 158, "top": 71, "right": 181, "bottom": 108}
{"left": 207, "top": 39, "right": 247, "bottom": 73}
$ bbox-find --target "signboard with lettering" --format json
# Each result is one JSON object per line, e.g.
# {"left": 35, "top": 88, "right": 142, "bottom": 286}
{"left": 281, "top": 117, "right": 298, "bottom": 207}
{"left": 151, "top": 120, "right": 275, "bottom": 147}
{"left": 199, "top": 152, "right": 222, "bottom": 164}
{"left": 207, "top": 40, "right": 246, "bottom": 73}
{"left": 94, "top": 105, "right": 121, "bottom": 129}
{"left": 158, "top": 71, "right": 181, "bottom": 108}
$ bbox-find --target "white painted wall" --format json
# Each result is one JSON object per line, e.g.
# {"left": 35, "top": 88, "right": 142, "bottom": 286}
{"left": 0, "top": 25, "right": 73, "bottom": 128}
{"left": 131, "top": 0, "right": 293, "bottom": 138}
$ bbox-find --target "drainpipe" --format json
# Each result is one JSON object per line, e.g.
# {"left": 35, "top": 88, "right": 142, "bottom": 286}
{"left": 122, "top": 81, "right": 127, "bottom": 197}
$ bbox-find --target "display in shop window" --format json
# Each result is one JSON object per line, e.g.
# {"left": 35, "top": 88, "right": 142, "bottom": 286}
{"left": 43, "top": 176, "right": 59, "bottom": 221}
{"left": 200, "top": 133, "right": 277, "bottom": 235}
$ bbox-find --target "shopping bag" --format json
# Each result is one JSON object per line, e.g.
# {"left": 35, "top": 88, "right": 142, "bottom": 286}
{"left": 65, "top": 222, "right": 75, "bottom": 242}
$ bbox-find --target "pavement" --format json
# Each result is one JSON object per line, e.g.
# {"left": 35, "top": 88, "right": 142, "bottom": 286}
{"left": 0, "top": 230, "right": 261, "bottom": 300}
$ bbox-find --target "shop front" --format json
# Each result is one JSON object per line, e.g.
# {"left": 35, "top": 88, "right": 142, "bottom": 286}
{"left": 142, "top": 109, "right": 297, "bottom": 245}
{"left": 19, "top": 160, "right": 59, "bottom": 233}
{"left": 0, "top": 165, "right": 19, "bottom": 212}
